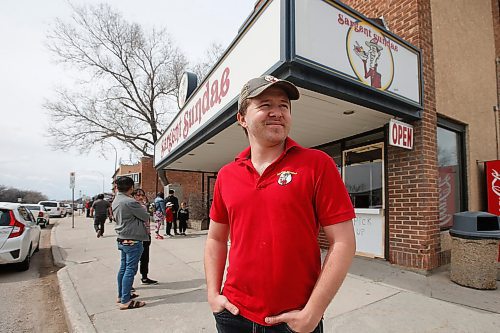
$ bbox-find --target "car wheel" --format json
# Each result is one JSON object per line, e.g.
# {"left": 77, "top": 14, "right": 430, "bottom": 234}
{"left": 16, "top": 247, "right": 31, "bottom": 271}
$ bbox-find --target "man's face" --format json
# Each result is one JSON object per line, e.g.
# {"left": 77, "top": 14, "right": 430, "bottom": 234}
{"left": 237, "top": 87, "right": 291, "bottom": 147}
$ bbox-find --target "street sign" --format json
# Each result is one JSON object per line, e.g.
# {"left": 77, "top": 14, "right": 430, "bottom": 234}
{"left": 70, "top": 172, "right": 75, "bottom": 189}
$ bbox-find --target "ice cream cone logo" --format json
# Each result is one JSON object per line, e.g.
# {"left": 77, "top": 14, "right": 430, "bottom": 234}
{"left": 277, "top": 171, "right": 296, "bottom": 186}
{"left": 491, "top": 169, "right": 500, "bottom": 197}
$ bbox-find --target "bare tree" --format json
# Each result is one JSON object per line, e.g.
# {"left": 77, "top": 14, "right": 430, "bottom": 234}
{"left": 45, "top": 3, "right": 188, "bottom": 157}
{"left": 190, "top": 42, "right": 225, "bottom": 82}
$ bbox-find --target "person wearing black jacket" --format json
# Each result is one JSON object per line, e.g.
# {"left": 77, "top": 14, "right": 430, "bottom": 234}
{"left": 165, "top": 189, "right": 179, "bottom": 235}
{"left": 177, "top": 202, "right": 189, "bottom": 236}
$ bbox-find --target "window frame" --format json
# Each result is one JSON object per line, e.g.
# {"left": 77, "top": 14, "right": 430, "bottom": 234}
{"left": 437, "top": 117, "right": 468, "bottom": 222}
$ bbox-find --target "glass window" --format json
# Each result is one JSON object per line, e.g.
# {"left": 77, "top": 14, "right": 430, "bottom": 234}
{"left": 316, "top": 143, "right": 341, "bottom": 174}
{"left": 437, "top": 123, "right": 465, "bottom": 229}
{"left": 39, "top": 201, "right": 57, "bottom": 207}
{"left": 344, "top": 144, "right": 383, "bottom": 209}
{"left": 0, "top": 209, "right": 12, "bottom": 226}
{"left": 18, "top": 206, "right": 33, "bottom": 223}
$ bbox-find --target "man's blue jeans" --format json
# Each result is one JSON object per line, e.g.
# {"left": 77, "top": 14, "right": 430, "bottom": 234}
{"left": 213, "top": 309, "right": 323, "bottom": 333}
{"left": 117, "top": 241, "right": 143, "bottom": 304}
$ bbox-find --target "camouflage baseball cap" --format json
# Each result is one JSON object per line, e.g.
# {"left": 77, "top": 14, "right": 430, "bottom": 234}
{"left": 238, "top": 75, "right": 300, "bottom": 112}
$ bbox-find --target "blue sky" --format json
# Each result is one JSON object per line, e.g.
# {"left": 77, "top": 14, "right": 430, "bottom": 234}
{"left": 0, "top": 0, "right": 254, "bottom": 200}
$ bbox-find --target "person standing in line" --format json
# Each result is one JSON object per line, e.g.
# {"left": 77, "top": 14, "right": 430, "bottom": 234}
{"left": 204, "top": 76, "right": 356, "bottom": 332}
{"left": 90, "top": 194, "right": 112, "bottom": 238}
{"left": 165, "top": 189, "right": 180, "bottom": 235}
{"left": 164, "top": 202, "right": 174, "bottom": 237}
{"left": 132, "top": 188, "right": 158, "bottom": 285}
{"left": 113, "top": 176, "right": 149, "bottom": 310}
{"left": 153, "top": 192, "right": 166, "bottom": 240}
{"left": 85, "top": 200, "right": 91, "bottom": 217}
{"left": 177, "top": 202, "right": 189, "bottom": 236}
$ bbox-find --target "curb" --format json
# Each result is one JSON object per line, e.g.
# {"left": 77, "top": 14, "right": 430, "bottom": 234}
{"left": 52, "top": 222, "right": 97, "bottom": 333}
{"left": 50, "top": 223, "right": 65, "bottom": 268}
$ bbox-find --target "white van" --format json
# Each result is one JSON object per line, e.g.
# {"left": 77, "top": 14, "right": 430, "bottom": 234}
{"left": 38, "top": 201, "right": 67, "bottom": 218}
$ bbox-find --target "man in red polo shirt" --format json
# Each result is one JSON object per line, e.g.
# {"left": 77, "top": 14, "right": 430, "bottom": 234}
{"left": 204, "top": 75, "right": 356, "bottom": 333}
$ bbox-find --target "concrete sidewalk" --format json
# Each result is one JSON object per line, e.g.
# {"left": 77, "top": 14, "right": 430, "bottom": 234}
{"left": 52, "top": 215, "right": 500, "bottom": 333}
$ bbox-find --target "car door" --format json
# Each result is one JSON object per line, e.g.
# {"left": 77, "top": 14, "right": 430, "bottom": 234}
{"left": 18, "top": 206, "right": 40, "bottom": 252}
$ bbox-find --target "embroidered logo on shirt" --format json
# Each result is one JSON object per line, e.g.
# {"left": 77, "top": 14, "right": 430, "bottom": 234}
{"left": 277, "top": 171, "right": 297, "bottom": 186}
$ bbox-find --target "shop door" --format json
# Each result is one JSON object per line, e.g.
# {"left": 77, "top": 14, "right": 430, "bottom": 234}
{"left": 343, "top": 143, "right": 385, "bottom": 258}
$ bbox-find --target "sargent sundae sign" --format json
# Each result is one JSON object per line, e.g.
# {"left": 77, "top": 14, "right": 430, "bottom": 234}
{"left": 294, "top": 0, "right": 421, "bottom": 105}
{"left": 158, "top": 67, "right": 231, "bottom": 159}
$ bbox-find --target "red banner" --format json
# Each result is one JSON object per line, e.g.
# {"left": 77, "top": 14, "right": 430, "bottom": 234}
{"left": 485, "top": 160, "right": 500, "bottom": 215}
{"left": 485, "top": 160, "right": 500, "bottom": 262}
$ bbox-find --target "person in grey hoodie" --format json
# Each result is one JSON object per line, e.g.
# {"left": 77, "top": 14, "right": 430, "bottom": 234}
{"left": 112, "top": 176, "right": 150, "bottom": 310}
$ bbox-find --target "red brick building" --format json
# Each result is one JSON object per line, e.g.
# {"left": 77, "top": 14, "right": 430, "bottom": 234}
{"left": 154, "top": 0, "right": 499, "bottom": 272}
{"left": 115, "top": 157, "right": 213, "bottom": 221}
{"left": 115, "top": 157, "right": 163, "bottom": 202}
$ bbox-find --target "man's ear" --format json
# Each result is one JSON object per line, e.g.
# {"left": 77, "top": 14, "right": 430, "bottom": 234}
{"left": 237, "top": 112, "right": 247, "bottom": 129}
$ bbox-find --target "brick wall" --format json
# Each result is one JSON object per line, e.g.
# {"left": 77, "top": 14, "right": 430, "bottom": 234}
{"left": 140, "top": 157, "right": 164, "bottom": 202}
{"left": 165, "top": 170, "right": 217, "bottom": 222}
{"left": 343, "top": 0, "right": 440, "bottom": 270}
{"left": 115, "top": 158, "right": 164, "bottom": 203}
{"left": 119, "top": 164, "right": 140, "bottom": 175}
{"left": 494, "top": 0, "right": 500, "bottom": 138}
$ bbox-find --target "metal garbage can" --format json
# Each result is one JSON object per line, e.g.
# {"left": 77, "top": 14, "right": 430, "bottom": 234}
{"left": 450, "top": 212, "right": 500, "bottom": 289}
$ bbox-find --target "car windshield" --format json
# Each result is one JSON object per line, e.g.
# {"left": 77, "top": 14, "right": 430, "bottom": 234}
{"left": 25, "top": 205, "right": 40, "bottom": 210}
{"left": 40, "top": 202, "right": 57, "bottom": 207}
{"left": 0, "top": 209, "right": 13, "bottom": 226}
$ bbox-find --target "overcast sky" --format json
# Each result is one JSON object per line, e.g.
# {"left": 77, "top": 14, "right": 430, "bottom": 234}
{"left": 0, "top": 0, "right": 254, "bottom": 200}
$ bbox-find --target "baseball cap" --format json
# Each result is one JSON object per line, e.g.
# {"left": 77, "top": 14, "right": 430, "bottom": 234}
{"left": 238, "top": 75, "right": 300, "bottom": 112}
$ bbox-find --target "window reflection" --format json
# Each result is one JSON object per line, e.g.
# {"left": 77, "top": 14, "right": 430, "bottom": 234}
{"left": 437, "top": 126, "right": 463, "bottom": 229}
{"left": 344, "top": 145, "right": 383, "bottom": 209}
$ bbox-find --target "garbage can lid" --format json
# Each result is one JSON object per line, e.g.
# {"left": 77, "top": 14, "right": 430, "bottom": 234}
{"left": 450, "top": 211, "right": 500, "bottom": 239}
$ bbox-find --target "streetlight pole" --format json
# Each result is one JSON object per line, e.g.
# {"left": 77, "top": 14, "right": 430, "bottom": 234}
{"left": 91, "top": 170, "right": 105, "bottom": 194}
{"left": 103, "top": 141, "right": 118, "bottom": 182}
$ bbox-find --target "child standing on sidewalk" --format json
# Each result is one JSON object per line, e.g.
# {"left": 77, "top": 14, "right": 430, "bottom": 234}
{"left": 177, "top": 202, "right": 189, "bottom": 236}
{"left": 153, "top": 192, "right": 165, "bottom": 240}
{"left": 165, "top": 202, "right": 174, "bottom": 237}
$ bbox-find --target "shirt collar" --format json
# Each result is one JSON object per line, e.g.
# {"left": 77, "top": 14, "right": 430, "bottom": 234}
{"left": 234, "top": 137, "right": 301, "bottom": 162}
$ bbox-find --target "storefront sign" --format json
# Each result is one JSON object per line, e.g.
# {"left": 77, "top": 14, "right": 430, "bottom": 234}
{"left": 154, "top": 0, "right": 282, "bottom": 166}
{"left": 486, "top": 160, "right": 500, "bottom": 216}
{"left": 389, "top": 119, "right": 413, "bottom": 150}
{"left": 353, "top": 209, "right": 384, "bottom": 258}
{"left": 294, "top": 0, "right": 422, "bottom": 105}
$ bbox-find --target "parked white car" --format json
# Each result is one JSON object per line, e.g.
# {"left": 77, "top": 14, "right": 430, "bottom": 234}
{"left": 24, "top": 204, "right": 50, "bottom": 228}
{"left": 0, "top": 202, "right": 41, "bottom": 271}
{"left": 64, "top": 204, "right": 73, "bottom": 215}
{"left": 38, "top": 201, "right": 67, "bottom": 218}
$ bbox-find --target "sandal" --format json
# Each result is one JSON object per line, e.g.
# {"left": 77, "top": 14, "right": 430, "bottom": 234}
{"left": 119, "top": 300, "right": 146, "bottom": 310}
{"left": 116, "top": 293, "right": 139, "bottom": 303}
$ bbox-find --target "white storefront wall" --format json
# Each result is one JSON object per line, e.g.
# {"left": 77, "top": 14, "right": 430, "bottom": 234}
{"left": 155, "top": 0, "right": 282, "bottom": 166}
{"left": 154, "top": 0, "right": 423, "bottom": 259}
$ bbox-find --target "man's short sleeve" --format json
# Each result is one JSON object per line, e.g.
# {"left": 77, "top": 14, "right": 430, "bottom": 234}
{"left": 209, "top": 174, "right": 229, "bottom": 224}
{"left": 314, "top": 153, "right": 355, "bottom": 226}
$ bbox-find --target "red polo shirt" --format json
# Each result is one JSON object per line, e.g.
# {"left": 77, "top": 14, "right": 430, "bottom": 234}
{"left": 210, "top": 138, "right": 355, "bottom": 326}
